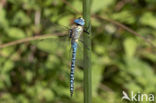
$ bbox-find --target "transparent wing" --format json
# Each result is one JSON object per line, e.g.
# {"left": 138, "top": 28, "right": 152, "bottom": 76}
{"left": 32, "top": 21, "right": 72, "bottom": 71}
{"left": 42, "top": 20, "right": 84, "bottom": 70}
{"left": 42, "top": 18, "right": 70, "bottom": 34}
{"left": 76, "top": 40, "right": 84, "bottom": 69}
{"left": 39, "top": 19, "right": 71, "bottom": 55}
{"left": 33, "top": 20, "right": 84, "bottom": 75}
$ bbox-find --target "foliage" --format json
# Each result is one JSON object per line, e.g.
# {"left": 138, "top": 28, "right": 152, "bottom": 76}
{"left": 0, "top": 0, "right": 156, "bottom": 103}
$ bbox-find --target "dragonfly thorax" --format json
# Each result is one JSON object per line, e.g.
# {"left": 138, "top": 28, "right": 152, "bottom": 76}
{"left": 71, "top": 25, "right": 83, "bottom": 43}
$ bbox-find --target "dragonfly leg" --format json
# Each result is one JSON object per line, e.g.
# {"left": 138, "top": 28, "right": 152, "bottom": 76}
{"left": 79, "top": 40, "right": 90, "bottom": 50}
{"left": 84, "top": 23, "right": 90, "bottom": 34}
{"left": 83, "top": 28, "right": 90, "bottom": 34}
{"left": 69, "top": 29, "right": 73, "bottom": 38}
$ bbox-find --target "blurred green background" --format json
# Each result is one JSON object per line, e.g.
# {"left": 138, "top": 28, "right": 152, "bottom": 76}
{"left": 0, "top": 0, "right": 156, "bottom": 103}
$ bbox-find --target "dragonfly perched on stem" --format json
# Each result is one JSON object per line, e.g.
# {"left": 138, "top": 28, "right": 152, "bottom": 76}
{"left": 68, "top": 17, "right": 86, "bottom": 97}
{"left": 42, "top": 17, "right": 88, "bottom": 97}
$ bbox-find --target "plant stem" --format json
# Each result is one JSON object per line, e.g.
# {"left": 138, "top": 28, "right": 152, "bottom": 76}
{"left": 0, "top": 33, "right": 65, "bottom": 49}
{"left": 83, "top": 0, "right": 92, "bottom": 103}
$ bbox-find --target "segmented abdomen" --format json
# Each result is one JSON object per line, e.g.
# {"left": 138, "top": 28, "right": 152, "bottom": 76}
{"left": 70, "top": 41, "right": 77, "bottom": 97}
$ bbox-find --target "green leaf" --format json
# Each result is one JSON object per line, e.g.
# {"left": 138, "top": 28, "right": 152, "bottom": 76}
{"left": 140, "top": 12, "right": 156, "bottom": 28}
{"left": 0, "top": 8, "right": 9, "bottom": 30}
{"left": 42, "top": 88, "right": 54, "bottom": 101}
{"left": 72, "top": 0, "right": 82, "bottom": 12}
{"left": 58, "top": 15, "right": 72, "bottom": 26}
{"left": 92, "top": 0, "right": 114, "bottom": 13}
{"left": 17, "top": 95, "right": 29, "bottom": 103}
{"left": 111, "top": 10, "right": 135, "bottom": 24}
{"left": 25, "top": 70, "right": 33, "bottom": 82}
{"left": 124, "top": 38, "right": 137, "bottom": 58}
{"left": 2, "top": 60, "right": 14, "bottom": 73}
{"left": 36, "top": 38, "right": 59, "bottom": 53}
{"left": 7, "top": 28, "right": 26, "bottom": 39}
{"left": 12, "top": 11, "right": 31, "bottom": 26}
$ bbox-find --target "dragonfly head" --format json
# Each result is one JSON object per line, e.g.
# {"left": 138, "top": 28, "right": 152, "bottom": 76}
{"left": 74, "top": 17, "right": 85, "bottom": 26}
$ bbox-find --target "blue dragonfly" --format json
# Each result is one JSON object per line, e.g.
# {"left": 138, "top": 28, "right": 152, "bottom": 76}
{"left": 68, "top": 17, "right": 86, "bottom": 96}
{"left": 42, "top": 17, "right": 87, "bottom": 96}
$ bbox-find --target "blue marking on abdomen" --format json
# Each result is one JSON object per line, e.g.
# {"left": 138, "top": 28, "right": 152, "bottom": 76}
{"left": 70, "top": 41, "right": 77, "bottom": 97}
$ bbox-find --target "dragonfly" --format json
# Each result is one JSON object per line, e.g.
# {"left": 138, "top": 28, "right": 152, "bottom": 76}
{"left": 68, "top": 17, "right": 86, "bottom": 97}
{"left": 42, "top": 17, "right": 88, "bottom": 97}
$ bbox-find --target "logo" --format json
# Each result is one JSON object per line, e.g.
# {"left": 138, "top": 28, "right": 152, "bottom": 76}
{"left": 122, "top": 91, "right": 155, "bottom": 102}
